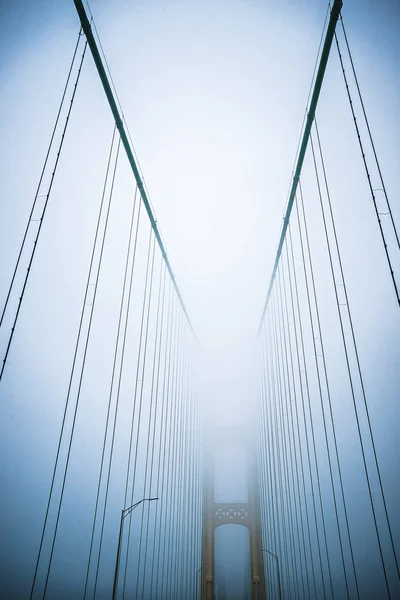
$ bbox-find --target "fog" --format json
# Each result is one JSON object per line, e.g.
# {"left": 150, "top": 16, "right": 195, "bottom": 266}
{"left": 0, "top": 0, "right": 399, "bottom": 599}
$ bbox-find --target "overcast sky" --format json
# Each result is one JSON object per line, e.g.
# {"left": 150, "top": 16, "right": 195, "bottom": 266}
{"left": 1, "top": 0, "right": 399, "bottom": 598}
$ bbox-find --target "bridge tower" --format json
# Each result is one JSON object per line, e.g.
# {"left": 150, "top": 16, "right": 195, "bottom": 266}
{"left": 200, "top": 427, "right": 266, "bottom": 600}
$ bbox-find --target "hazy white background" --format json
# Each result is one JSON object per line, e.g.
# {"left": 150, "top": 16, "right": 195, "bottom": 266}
{"left": 0, "top": 0, "right": 399, "bottom": 598}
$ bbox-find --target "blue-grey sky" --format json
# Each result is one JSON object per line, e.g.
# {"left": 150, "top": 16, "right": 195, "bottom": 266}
{"left": 0, "top": 0, "right": 399, "bottom": 599}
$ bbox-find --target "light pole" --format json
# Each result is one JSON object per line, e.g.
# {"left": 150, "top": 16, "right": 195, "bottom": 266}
{"left": 112, "top": 497, "right": 158, "bottom": 600}
{"left": 262, "top": 549, "right": 282, "bottom": 600}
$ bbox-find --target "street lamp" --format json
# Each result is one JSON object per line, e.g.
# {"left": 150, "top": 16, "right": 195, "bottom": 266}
{"left": 262, "top": 549, "right": 282, "bottom": 600}
{"left": 112, "top": 497, "right": 158, "bottom": 600}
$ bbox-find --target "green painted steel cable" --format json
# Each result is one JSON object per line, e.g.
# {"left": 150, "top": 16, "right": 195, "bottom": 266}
{"left": 72, "top": 0, "right": 196, "bottom": 339}
{"left": 258, "top": 0, "right": 343, "bottom": 334}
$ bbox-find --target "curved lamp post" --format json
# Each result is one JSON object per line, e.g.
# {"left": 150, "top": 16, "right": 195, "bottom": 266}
{"left": 262, "top": 549, "right": 282, "bottom": 600}
{"left": 112, "top": 497, "right": 159, "bottom": 600}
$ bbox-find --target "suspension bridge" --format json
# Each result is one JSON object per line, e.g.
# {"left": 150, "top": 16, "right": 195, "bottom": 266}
{"left": 0, "top": 0, "right": 399, "bottom": 599}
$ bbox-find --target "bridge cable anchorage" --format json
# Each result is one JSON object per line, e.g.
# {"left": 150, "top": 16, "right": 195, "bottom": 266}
{"left": 72, "top": 0, "right": 196, "bottom": 339}
{"left": 334, "top": 28, "right": 400, "bottom": 306}
{"left": 82, "top": 184, "right": 140, "bottom": 600}
{"left": 0, "top": 34, "right": 86, "bottom": 383}
{"left": 258, "top": 0, "right": 343, "bottom": 334}
{"left": 0, "top": 29, "right": 82, "bottom": 336}
{"left": 42, "top": 131, "right": 120, "bottom": 600}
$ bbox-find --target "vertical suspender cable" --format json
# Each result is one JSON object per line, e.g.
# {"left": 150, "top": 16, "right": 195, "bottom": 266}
{"left": 0, "top": 29, "right": 82, "bottom": 332}
{"left": 309, "top": 128, "right": 361, "bottom": 599}
{"left": 134, "top": 257, "right": 165, "bottom": 599}
{"left": 139, "top": 264, "right": 167, "bottom": 598}
{"left": 83, "top": 185, "right": 140, "bottom": 599}
{"left": 151, "top": 288, "right": 175, "bottom": 598}
{"left": 29, "top": 114, "right": 114, "bottom": 600}
{"left": 301, "top": 138, "right": 353, "bottom": 599}
{"left": 340, "top": 17, "right": 400, "bottom": 254}
{"left": 334, "top": 31, "right": 399, "bottom": 305}
{"left": 314, "top": 119, "right": 399, "bottom": 591}
{"left": 285, "top": 230, "right": 319, "bottom": 599}
{"left": 278, "top": 258, "right": 312, "bottom": 599}
{"left": 155, "top": 295, "right": 178, "bottom": 599}
{"left": 1, "top": 40, "right": 88, "bottom": 382}
{"left": 121, "top": 233, "right": 156, "bottom": 600}
{"left": 42, "top": 133, "right": 121, "bottom": 600}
